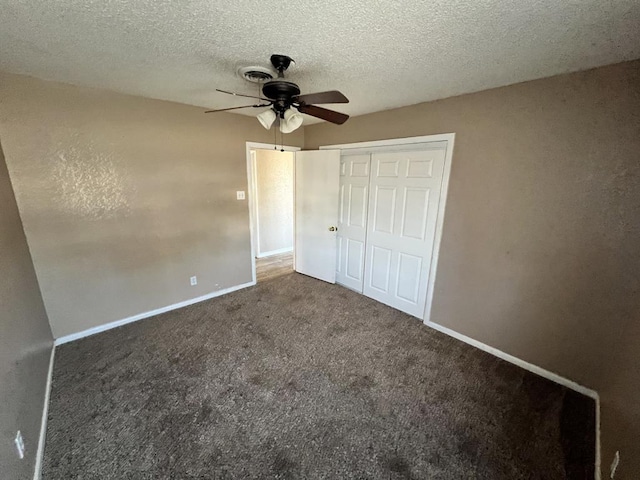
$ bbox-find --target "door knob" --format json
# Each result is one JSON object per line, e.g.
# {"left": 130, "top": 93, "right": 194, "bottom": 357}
{"left": 329, "top": 226, "right": 337, "bottom": 232}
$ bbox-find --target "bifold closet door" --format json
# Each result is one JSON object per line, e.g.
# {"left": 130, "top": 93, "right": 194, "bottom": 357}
{"left": 336, "top": 154, "right": 371, "bottom": 292}
{"left": 363, "top": 146, "right": 447, "bottom": 318}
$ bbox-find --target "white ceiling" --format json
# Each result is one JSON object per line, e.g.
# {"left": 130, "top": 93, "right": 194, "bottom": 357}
{"left": 1, "top": 0, "right": 639, "bottom": 124}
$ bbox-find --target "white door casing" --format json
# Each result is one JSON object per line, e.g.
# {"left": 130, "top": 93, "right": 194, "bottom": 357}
{"left": 246, "top": 142, "right": 301, "bottom": 285}
{"left": 336, "top": 154, "right": 371, "bottom": 292}
{"left": 363, "top": 144, "right": 447, "bottom": 317}
{"left": 294, "top": 150, "right": 341, "bottom": 283}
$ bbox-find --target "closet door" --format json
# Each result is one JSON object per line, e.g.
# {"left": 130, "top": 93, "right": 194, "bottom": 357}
{"left": 363, "top": 145, "right": 447, "bottom": 318}
{"left": 336, "top": 154, "right": 371, "bottom": 292}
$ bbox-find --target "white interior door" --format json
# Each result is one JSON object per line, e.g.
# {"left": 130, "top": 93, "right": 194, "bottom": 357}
{"left": 363, "top": 144, "right": 447, "bottom": 317}
{"left": 336, "top": 154, "right": 371, "bottom": 292}
{"left": 294, "top": 150, "right": 341, "bottom": 283}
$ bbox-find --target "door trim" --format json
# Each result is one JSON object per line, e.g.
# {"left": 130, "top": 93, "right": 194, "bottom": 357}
{"left": 319, "top": 133, "right": 455, "bottom": 152}
{"left": 246, "top": 142, "right": 301, "bottom": 285}
{"left": 320, "top": 134, "right": 455, "bottom": 324}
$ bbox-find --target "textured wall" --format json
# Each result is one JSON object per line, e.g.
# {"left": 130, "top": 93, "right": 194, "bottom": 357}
{"left": 0, "top": 140, "right": 53, "bottom": 479}
{"left": 0, "top": 72, "right": 303, "bottom": 339}
{"left": 254, "top": 150, "right": 294, "bottom": 256}
{"left": 305, "top": 60, "right": 640, "bottom": 477}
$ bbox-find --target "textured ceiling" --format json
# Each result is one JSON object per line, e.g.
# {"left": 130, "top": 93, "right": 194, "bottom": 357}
{"left": 1, "top": 0, "right": 639, "bottom": 124}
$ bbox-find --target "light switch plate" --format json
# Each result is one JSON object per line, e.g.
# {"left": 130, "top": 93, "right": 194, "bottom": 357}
{"left": 236, "top": 191, "right": 245, "bottom": 200}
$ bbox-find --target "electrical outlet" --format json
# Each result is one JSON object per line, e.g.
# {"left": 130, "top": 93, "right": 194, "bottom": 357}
{"left": 610, "top": 451, "right": 620, "bottom": 478}
{"left": 190, "top": 276, "right": 197, "bottom": 286}
{"left": 14, "top": 431, "right": 25, "bottom": 459}
{"left": 236, "top": 191, "right": 245, "bottom": 200}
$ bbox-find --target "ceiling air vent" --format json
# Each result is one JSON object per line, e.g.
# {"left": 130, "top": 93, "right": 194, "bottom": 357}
{"left": 237, "top": 66, "right": 274, "bottom": 83}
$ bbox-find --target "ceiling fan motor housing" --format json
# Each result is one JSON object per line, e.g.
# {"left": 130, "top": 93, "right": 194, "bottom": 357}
{"left": 262, "top": 80, "right": 301, "bottom": 116}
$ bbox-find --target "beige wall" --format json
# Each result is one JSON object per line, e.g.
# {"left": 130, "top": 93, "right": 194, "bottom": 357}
{"left": 0, "top": 72, "right": 303, "bottom": 339}
{"left": 254, "top": 149, "right": 294, "bottom": 256}
{"left": 305, "top": 60, "right": 640, "bottom": 477}
{"left": 0, "top": 140, "right": 54, "bottom": 479}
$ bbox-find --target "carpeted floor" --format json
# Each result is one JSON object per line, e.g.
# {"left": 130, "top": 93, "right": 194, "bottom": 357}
{"left": 43, "top": 273, "right": 595, "bottom": 479}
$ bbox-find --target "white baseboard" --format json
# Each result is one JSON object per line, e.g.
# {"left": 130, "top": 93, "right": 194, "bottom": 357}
{"left": 33, "top": 345, "right": 55, "bottom": 480}
{"left": 54, "top": 281, "right": 255, "bottom": 345}
{"left": 256, "top": 247, "right": 293, "bottom": 258}
{"left": 424, "top": 320, "right": 598, "bottom": 398}
{"left": 424, "top": 320, "right": 600, "bottom": 480}
{"left": 595, "top": 396, "right": 601, "bottom": 480}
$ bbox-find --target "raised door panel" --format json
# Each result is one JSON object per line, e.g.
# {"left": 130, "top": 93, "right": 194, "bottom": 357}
{"left": 396, "top": 253, "right": 422, "bottom": 304}
{"left": 400, "top": 187, "right": 430, "bottom": 240}
{"left": 348, "top": 185, "right": 368, "bottom": 228}
{"left": 372, "top": 186, "right": 397, "bottom": 234}
{"left": 345, "top": 238, "right": 365, "bottom": 282}
{"left": 369, "top": 246, "right": 392, "bottom": 293}
{"left": 376, "top": 159, "right": 400, "bottom": 177}
{"left": 350, "top": 158, "right": 370, "bottom": 177}
{"left": 406, "top": 157, "right": 433, "bottom": 178}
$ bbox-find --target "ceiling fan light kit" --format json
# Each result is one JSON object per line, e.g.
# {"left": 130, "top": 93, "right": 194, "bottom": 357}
{"left": 206, "top": 54, "right": 350, "bottom": 132}
{"left": 257, "top": 108, "right": 276, "bottom": 129}
{"left": 280, "top": 108, "right": 303, "bottom": 133}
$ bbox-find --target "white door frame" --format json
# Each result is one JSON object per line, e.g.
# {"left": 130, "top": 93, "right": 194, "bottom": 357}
{"left": 246, "top": 142, "right": 301, "bottom": 284}
{"left": 320, "top": 134, "right": 455, "bottom": 325}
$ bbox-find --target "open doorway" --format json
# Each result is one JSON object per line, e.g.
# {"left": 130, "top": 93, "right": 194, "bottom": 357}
{"left": 247, "top": 143, "right": 299, "bottom": 283}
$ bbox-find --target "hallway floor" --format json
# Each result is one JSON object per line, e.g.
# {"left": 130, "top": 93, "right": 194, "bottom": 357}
{"left": 256, "top": 251, "right": 293, "bottom": 282}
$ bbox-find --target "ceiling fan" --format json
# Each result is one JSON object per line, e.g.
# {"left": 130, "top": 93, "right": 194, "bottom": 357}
{"left": 205, "top": 54, "right": 349, "bottom": 133}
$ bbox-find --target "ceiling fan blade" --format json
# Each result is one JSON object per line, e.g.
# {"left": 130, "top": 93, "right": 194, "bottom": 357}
{"left": 216, "top": 89, "right": 269, "bottom": 101}
{"left": 293, "top": 90, "right": 349, "bottom": 105}
{"left": 205, "top": 104, "right": 271, "bottom": 113}
{"left": 297, "top": 104, "right": 349, "bottom": 125}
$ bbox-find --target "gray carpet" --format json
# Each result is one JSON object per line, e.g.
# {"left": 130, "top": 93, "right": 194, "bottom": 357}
{"left": 43, "top": 273, "right": 595, "bottom": 479}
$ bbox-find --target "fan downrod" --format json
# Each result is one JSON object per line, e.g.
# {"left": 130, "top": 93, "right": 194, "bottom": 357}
{"left": 263, "top": 55, "right": 299, "bottom": 114}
